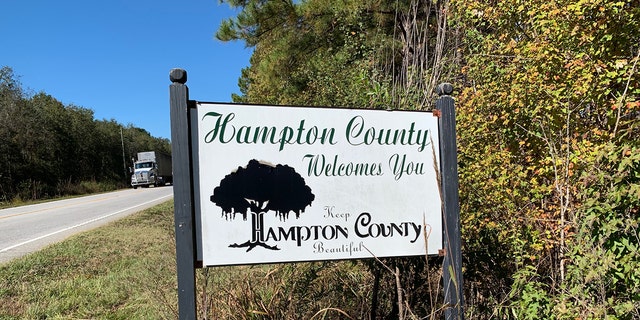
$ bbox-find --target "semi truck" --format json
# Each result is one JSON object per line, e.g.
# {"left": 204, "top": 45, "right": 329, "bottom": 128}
{"left": 130, "top": 151, "right": 172, "bottom": 188}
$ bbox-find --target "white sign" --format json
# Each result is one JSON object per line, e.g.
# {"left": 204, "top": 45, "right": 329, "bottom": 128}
{"left": 195, "top": 103, "right": 442, "bottom": 266}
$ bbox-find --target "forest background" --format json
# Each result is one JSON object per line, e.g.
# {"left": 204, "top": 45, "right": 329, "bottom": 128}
{"left": 1, "top": 0, "right": 638, "bottom": 318}
{"left": 0, "top": 65, "right": 171, "bottom": 202}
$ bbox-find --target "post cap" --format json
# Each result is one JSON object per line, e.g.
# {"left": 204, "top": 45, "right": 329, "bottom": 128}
{"left": 170, "top": 68, "right": 187, "bottom": 84}
{"left": 437, "top": 83, "right": 454, "bottom": 96}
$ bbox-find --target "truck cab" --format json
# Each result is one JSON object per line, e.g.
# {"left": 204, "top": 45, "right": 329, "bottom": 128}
{"left": 131, "top": 160, "right": 159, "bottom": 188}
{"left": 130, "top": 151, "right": 172, "bottom": 189}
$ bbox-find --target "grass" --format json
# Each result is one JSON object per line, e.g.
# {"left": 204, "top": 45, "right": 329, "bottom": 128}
{"left": 0, "top": 201, "right": 444, "bottom": 319}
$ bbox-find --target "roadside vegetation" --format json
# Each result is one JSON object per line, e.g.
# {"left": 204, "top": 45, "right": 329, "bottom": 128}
{"left": 217, "top": 0, "right": 639, "bottom": 318}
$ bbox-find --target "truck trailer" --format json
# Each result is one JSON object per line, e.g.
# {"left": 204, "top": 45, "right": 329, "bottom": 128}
{"left": 130, "top": 151, "right": 172, "bottom": 188}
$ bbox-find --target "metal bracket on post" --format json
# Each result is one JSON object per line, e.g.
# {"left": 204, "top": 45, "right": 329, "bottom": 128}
{"left": 170, "top": 68, "right": 197, "bottom": 320}
{"left": 436, "top": 83, "right": 464, "bottom": 320}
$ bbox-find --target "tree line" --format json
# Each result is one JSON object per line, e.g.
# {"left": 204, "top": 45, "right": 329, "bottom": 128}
{"left": 0, "top": 66, "right": 170, "bottom": 203}
{"left": 218, "top": 0, "right": 639, "bottom": 318}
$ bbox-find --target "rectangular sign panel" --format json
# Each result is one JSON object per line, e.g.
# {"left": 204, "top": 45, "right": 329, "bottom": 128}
{"left": 194, "top": 103, "right": 442, "bottom": 266}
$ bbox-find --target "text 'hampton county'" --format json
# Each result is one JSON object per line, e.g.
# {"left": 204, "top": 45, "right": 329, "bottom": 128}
{"left": 202, "top": 112, "right": 432, "bottom": 152}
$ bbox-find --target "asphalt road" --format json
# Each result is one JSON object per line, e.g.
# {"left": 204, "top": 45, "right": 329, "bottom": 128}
{"left": 0, "top": 187, "right": 174, "bottom": 265}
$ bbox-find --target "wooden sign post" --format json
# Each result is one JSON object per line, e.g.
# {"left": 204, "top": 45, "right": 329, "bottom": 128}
{"left": 437, "top": 83, "right": 464, "bottom": 319}
{"left": 169, "top": 69, "right": 197, "bottom": 320}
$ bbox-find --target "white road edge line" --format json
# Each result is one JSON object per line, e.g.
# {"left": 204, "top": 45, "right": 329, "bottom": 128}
{"left": 0, "top": 194, "right": 173, "bottom": 253}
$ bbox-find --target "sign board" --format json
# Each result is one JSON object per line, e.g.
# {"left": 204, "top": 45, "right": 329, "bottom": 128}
{"left": 193, "top": 103, "right": 443, "bottom": 266}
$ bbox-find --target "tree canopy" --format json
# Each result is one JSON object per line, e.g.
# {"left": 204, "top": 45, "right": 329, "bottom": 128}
{"left": 217, "top": 0, "right": 455, "bottom": 110}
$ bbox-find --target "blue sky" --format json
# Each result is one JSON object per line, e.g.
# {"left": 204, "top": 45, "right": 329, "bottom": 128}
{"left": 1, "top": 0, "right": 252, "bottom": 139}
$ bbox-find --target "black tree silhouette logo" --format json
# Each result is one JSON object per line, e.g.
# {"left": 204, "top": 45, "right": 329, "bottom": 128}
{"left": 210, "top": 159, "right": 315, "bottom": 251}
